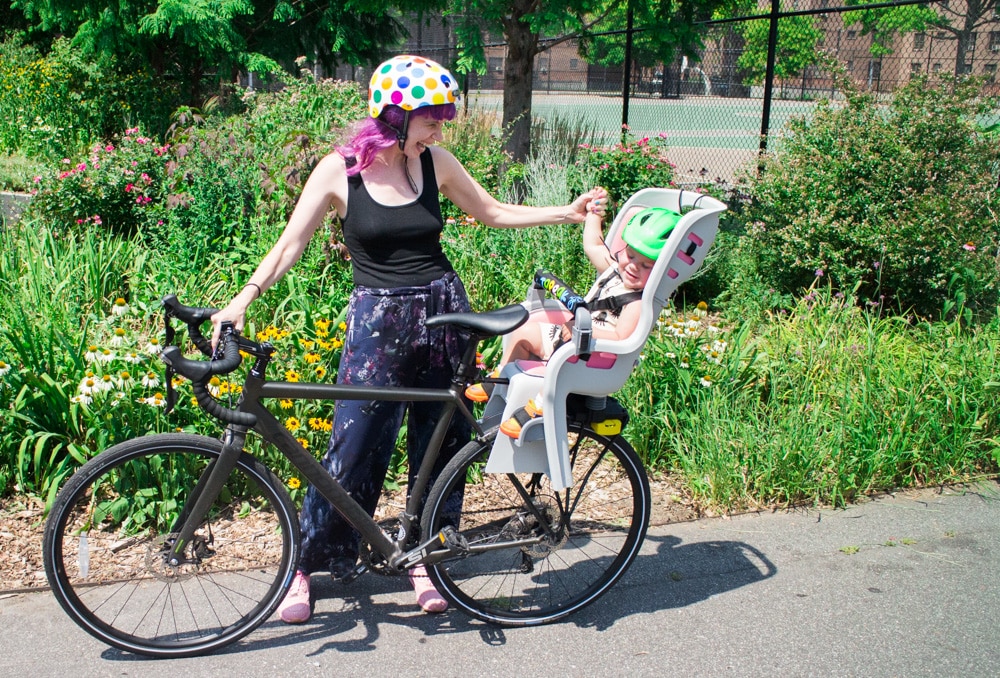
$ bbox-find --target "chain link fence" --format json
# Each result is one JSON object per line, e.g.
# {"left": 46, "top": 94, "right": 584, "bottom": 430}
{"left": 330, "top": 1, "right": 998, "bottom": 186}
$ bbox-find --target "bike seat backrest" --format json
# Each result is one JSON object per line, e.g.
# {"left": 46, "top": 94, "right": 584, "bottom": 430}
{"left": 487, "top": 187, "right": 727, "bottom": 490}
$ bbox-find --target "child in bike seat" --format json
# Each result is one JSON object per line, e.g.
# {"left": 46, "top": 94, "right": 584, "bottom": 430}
{"left": 465, "top": 188, "right": 683, "bottom": 438}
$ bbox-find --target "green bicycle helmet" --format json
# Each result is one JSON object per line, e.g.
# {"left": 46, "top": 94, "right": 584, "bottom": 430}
{"left": 621, "top": 207, "right": 683, "bottom": 260}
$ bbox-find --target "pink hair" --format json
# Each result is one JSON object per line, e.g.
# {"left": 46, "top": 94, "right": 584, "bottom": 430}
{"left": 339, "top": 104, "right": 457, "bottom": 175}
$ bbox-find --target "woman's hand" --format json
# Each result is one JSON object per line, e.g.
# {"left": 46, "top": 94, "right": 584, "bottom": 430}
{"left": 564, "top": 189, "right": 598, "bottom": 224}
{"left": 210, "top": 288, "right": 256, "bottom": 349}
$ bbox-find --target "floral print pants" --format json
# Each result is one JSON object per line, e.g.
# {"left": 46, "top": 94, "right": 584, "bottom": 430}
{"left": 297, "top": 272, "right": 472, "bottom": 575}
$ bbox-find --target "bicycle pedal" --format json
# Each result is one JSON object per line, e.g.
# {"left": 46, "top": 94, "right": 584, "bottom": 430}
{"left": 437, "top": 526, "right": 470, "bottom": 556}
{"left": 338, "top": 563, "right": 368, "bottom": 584}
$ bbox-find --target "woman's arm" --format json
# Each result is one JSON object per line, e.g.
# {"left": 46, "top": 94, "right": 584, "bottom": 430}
{"left": 211, "top": 152, "right": 347, "bottom": 344}
{"left": 432, "top": 146, "right": 593, "bottom": 227}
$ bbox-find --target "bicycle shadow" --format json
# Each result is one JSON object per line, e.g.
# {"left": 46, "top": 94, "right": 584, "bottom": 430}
{"left": 569, "top": 532, "right": 777, "bottom": 632}
{"left": 98, "top": 529, "right": 776, "bottom": 660}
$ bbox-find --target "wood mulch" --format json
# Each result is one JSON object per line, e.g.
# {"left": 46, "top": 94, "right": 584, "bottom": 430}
{"left": 0, "top": 474, "right": 702, "bottom": 594}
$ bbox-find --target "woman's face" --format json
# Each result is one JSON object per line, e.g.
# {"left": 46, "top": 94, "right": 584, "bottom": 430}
{"left": 403, "top": 115, "right": 445, "bottom": 158}
{"left": 616, "top": 246, "right": 656, "bottom": 290}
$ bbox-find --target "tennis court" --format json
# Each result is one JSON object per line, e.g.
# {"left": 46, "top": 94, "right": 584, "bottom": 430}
{"left": 466, "top": 92, "right": 818, "bottom": 184}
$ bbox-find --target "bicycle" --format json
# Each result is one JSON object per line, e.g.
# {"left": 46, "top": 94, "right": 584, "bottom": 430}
{"left": 42, "top": 290, "right": 652, "bottom": 658}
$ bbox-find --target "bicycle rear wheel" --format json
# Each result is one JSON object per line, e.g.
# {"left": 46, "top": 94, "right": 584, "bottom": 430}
{"left": 421, "top": 422, "right": 650, "bottom": 626}
{"left": 43, "top": 433, "right": 299, "bottom": 658}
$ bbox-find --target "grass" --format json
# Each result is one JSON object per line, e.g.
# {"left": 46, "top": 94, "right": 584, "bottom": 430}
{"left": 623, "top": 286, "right": 1000, "bottom": 511}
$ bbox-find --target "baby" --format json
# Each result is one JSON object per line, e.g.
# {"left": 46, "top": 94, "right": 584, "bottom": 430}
{"left": 467, "top": 189, "right": 683, "bottom": 437}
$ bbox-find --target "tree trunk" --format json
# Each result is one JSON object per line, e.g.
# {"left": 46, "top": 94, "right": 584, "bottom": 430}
{"left": 502, "top": 7, "right": 539, "bottom": 163}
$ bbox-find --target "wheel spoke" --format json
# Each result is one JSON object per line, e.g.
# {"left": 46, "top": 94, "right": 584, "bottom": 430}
{"left": 44, "top": 434, "right": 298, "bottom": 657}
{"left": 423, "top": 423, "right": 650, "bottom": 625}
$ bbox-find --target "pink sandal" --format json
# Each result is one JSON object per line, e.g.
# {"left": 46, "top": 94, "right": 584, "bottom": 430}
{"left": 409, "top": 565, "right": 448, "bottom": 613}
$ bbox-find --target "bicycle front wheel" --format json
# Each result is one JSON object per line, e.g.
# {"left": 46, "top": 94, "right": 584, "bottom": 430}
{"left": 43, "top": 433, "right": 299, "bottom": 658}
{"left": 422, "top": 422, "right": 651, "bottom": 626}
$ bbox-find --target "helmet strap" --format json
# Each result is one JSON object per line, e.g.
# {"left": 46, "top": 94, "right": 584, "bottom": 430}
{"left": 396, "top": 109, "right": 411, "bottom": 151}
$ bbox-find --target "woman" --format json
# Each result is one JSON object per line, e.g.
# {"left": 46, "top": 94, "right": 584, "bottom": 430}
{"left": 211, "top": 55, "right": 599, "bottom": 623}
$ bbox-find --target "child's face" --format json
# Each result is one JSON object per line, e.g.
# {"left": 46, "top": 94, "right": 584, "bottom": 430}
{"left": 617, "top": 246, "right": 656, "bottom": 289}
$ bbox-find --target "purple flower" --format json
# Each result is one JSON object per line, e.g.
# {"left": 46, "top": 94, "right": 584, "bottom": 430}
{"left": 815, "top": 269, "right": 824, "bottom": 277}
{"left": 963, "top": 242, "right": 976, "bottom": 252}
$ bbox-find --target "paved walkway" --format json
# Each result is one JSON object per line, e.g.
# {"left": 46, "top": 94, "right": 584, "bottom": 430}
{"left": 2, "top": 483, "right": 998, "bottom": 677}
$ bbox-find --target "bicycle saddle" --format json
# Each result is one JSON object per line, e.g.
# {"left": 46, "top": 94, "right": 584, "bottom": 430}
{"left": 426, "top": 303, "right": 528, "bottom": 336}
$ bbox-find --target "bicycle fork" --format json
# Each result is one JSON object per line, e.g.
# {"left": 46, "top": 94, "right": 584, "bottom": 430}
{"left": 160, "top": 426, "right": 249, "bottom": 567}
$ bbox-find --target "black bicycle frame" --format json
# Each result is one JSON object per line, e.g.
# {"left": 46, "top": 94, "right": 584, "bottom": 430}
{"left": 167, "top": 360, "right": 484, "bottom": 571}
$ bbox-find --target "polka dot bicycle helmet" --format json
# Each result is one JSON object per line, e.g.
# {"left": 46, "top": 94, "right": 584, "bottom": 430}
{"left": 368, "top": 55, "right": 460, "bottom": 119}
{"left": 621, "top": 207, "right": 683, "bottom": 260}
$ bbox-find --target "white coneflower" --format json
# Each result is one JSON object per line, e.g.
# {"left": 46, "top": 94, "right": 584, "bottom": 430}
{"left": 84, "top": 345, "right": 100, "bottom": 362}
{"left": 706, "top": 350, "right": 722, "bottom": 365}
{"left": 0, "top": 360, "right": 10, "bottom": 376}
{"left": 712, "top": 340, "right": 728, "bottom": 354}
{"left": 679, "top": 360, "right": 690, "bottom": 369}
{"left": 141, "top": 371, "right": 160, "bottom": 388}
{"left": 144, "top": 337, "right": 162, "bottom": 354}
{"left": 79, "top": 376, "right": 98, "bottom": 395}
{"left": 116, "top": 370, "right": 134, "bottom": 388}
{"left": 208, "top": 376, "right": 222, "bottom": 397}
{"left": 110, "top": 327, "right": 127, "bottom": 347}
{"left": 110, "top": 391, "right": 126, "bottom": 406}
{"left": 699, "top": 375, "right": 713, "bottom": 388}
{"left": 97, "top": 374, "right": 115, "bottom": 393}
{"left": 111, "top": 297, "right": 129, "bottom": 316}
{"left": 142, "top": 393, "right": 166, "bottom": 407}
{"left": 665, "top": 352, "right": 677, "bottom": 360}
{"left": 122, "top": 350, "right": 143, "bottom": 364}
{"left": 97, "top": 348, "right": 115, "bottom": 363}
{"left": 71, "top": 394, "right": 93, "bottom": 405}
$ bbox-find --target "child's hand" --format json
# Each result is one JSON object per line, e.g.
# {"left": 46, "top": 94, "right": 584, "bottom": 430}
{"left": 586, "top": 186, "right": 609, "bottom": 217}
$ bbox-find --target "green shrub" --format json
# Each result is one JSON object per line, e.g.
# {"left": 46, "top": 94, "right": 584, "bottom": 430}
{"left": 569, "top": 129, "right": 676, "bottom": 206}
{"left": 441, "top": 109, "right": 508, "bottom": 218}
{"left": 741, "top": 75, "right": 1000, "bottom": 320}
{"left": 624, "top": 287, "right": 1000, "bottom": 510}
{"left": 0, "top": 36, "right": 175, "bottom": 162}
{"left": 28, "top": 128, "right": 170, "bottom": 234}
{"left": 0, "top": 153, "right": 47, "bottom": 192}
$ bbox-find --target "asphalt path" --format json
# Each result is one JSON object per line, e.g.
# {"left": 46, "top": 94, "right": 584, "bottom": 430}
{"left": 2, "top": 482, "right": 998, "bottom": 677}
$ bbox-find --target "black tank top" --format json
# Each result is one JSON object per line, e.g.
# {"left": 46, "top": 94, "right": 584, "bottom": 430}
{"left": 342, "top": 149, "right": 453, "bottom": 288}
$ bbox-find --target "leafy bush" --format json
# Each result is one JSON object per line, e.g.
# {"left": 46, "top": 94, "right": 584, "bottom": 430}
{"left": 740, "top": 75, "right": 1000, "bottom": 319}
{"left": 440, "top": 109, "right": 508, "bottom": 218}
{"left": 569, "top": 128, "right": 676, "bottom": 206}
{"left": 0, "top": 37, "right": 175, "bottom": 163}
{"left": 28, "top": 128, "right": 170, "bottom": 234}
{"left": 0, "top": 153, "right": 47, "bottom": 192}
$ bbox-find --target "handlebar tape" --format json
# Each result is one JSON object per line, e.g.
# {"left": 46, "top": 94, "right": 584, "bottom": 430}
{"left": 533, "top": 269, "right": 589, "bottom": 313}
{"left": 162, "top": 294, "right": 218, "bottom": 357}
{"left": 160, "top": 328, "right": 257, "bottom": 427}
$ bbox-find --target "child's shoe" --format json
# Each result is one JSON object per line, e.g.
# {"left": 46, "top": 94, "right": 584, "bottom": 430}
{"left": 500, "top": 397, "right": 543, "bottom": 439}
{"left": 410, "top": 565, "right": 448, "bottom": 613}
{"left": 465, "top": 369, "right": 500, "bottom": 402}
{"left": 277, "top": 570, "right": 311, "bottom": 623}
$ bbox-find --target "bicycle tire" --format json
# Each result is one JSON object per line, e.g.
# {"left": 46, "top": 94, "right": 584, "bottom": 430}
{"left": 421, "top": 422, "right": 650, "bottom": 626}
{"left": 43, "top": 433, "right": 299, "bottom": 658}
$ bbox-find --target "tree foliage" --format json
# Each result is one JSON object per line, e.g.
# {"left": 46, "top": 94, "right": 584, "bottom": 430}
{"left": 449, "top": 0, "right": 725, "bottom": 162}
{"left": 8, "top": 0, "right": 438, "bottom": 102}
{"left": 736, "top": 14, "right": 822, "bottom": 86}
{"left": 843, "top": 2, "right": 938, "bottom": 58}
